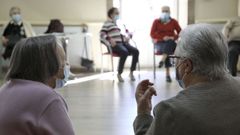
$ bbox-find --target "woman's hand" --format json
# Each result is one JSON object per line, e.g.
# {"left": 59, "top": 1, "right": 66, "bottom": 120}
{"left": 135, "top": 80, "right": 157, "bottom": 115}
{"left": 124, "top": 37, "right": 130, "bottom": 43}
{"left": 163, "top": 36, "right": 174, "bottom": 41}
{"left": 110, "top": 39, "right": 117, "bottom": 47}
{"left": 1, "top": 36, "right": 8, "bottom": 47}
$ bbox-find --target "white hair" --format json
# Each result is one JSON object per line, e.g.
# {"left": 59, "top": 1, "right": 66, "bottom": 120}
{"left": 9, "top": 6, "right": 21, "bottom": 16}
{"left": 175, "top": 23, "right": 228, "bottom": 80}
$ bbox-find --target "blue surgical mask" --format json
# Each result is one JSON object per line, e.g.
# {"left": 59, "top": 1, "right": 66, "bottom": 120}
{"left": 55, "top": 65, "right": 70, "bottom": 89}
{"left": 160, "top": 12, "right": 170, "bottom": 23}
{"left": 63, "top": 64, "right": 70, "bottom": 82}
{"left": 114, "top": 15, "right": 120, "bottom": 21}
{"left": 176, "top": 63, "right": 185, "bottom": 88}
{"left": 12, "top": 14, "right": 22, "bottom": 23}
{"left": 55, "top": 79, "right": 65, "bottom": 89}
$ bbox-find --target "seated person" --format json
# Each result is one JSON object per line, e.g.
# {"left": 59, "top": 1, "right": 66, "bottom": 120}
{"left": 134, "top": 24, "right": 240, "bottom": 135}
{"left": 0, "top": 35, "right": 74, "bottom": 135}
{"left": 222, "top": 17, "right": 240, "bottom": 76}
{"left": 100, "top": 7, "right": 139, "bottom": 82}
{"left": 45, "top": 19, "right": 75, "bottom": 82}
{"left": 45, "top": 19, "right": 64, "bottom": 34}
{"left": 1, "top": 6, "right": 35, "bottom": 60}
{"left": 150, "top": 6, "right": 181, "bottom": 82}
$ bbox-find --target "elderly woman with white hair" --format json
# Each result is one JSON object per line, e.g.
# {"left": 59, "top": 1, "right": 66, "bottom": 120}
{"left": 133, "top": 24, "right": 240, "bottom": 135}
{"left": 1, "top": 6, "right": 35, "bottom": 60}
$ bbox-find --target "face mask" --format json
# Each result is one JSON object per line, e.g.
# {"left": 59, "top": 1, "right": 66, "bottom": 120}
{"left": 55, "top": 79, "right": 65, "bottom": 89}
{"left": 55, "top": 65, "right": 70, "bottom": 89}
{"left": 114, "top": 15, "right": 120, "bottom": 22}
{"left": 176, "top": 62, "right": 185, "bottom": 88}
{"left": 12, "top": 14, "right": 22, "bottom": 23}
{"left": 160, "top": 12, "right": 170, "bottom": 23}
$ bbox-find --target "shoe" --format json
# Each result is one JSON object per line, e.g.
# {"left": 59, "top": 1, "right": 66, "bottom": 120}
{"left": 117, "top": 74, "right": 124, "bottom": 82}
{"left": 158, "top": 61, "right": 164, "bottom": 68}
{"left": 69, "top": 72, "right": 76, "bottom": 80}
{"left": 166, "top": 76, "right": 172, "bottom": 83}
{"left": 129, "top": 72, "right": 135, "bottom": 81}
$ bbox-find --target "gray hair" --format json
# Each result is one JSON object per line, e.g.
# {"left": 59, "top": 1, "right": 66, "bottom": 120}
{"left": 9, "top": 6, "right": 21, "bottom": 16}
{"left": 175, "top": 23, "right": 228, "bottom": 80}
{"left": 6, "top": 35, "right": 61, "bottom": 83}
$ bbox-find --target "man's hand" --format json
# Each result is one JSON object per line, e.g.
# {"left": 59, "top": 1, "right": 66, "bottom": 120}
{"left": 135, "top": 80, "right": 157, "bottom": 115}
{"left": 110, "top": 39, "right": 117, "bottom": 47}
{"left": 1, "top": 36, "right": 8, "bottom": 47}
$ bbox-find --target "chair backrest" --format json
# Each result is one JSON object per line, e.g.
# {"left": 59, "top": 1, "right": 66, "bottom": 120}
{"left": 100, "top": 41, "right": 113, "bottom": 54}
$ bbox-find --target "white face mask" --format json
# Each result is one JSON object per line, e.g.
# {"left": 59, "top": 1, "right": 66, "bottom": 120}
{"left": 12, "top": 14, "right": 22, "bottom": 23}
{"left": 113, "top": 15, "right": 120, "bottom": 22}
{"left": 160, "top": 12, "right": 170, "bottom": 23}
{"left": 55, "top": 65, "right": 70, "bottom": 89}
{"left": 175, "top": 60, "right": 186, "bottom": 88}
{"left": 176, "top": 65, "right": 185, "bottom": 88}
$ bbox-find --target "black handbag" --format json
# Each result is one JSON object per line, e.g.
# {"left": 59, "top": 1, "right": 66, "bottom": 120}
{"left": 80, "top": 33, "right": 94, "bottom": 70}
{"left": 81, "top": 57, "right": 93, "bottom": 70}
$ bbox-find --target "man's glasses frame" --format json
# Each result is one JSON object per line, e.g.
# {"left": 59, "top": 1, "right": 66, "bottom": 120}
{"left": 168, "top": 55, "right": 183, "bottom": 66}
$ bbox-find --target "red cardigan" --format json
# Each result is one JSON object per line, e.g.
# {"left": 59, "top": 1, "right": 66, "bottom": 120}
{"left": 150, "top": 18, "right": 181, "bottom": 42}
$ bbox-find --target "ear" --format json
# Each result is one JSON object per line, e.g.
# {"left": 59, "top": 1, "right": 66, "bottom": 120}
{"left": 184, "top": 59, "right": 193, "bottom": 74}
{"left": 110, "top": 14, "right": 114, "bottom": 19}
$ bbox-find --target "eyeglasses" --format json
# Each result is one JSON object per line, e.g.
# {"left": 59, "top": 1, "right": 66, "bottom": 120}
{"left": 168, "top": 55, "right": 183, "bottom": 66}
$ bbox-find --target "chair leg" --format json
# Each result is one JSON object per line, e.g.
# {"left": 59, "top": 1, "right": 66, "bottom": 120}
{"left": 138, "top": 61, "right": 140, "bottom": 78}
{"left": 153, "top": 53, "right": 156, "bottom": 79}
{"left": 110, "top": 55, "right": 114, "bottom": 78}
{"left": 101, "top": 55, "right": 103, "bottom": 74}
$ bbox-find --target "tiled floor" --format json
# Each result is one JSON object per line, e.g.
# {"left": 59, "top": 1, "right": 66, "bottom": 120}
{"left": 57, "top": 69, "right": 182, "bottom": 135}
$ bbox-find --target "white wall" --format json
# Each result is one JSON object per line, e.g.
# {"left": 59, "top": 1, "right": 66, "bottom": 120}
{"left": 238, "top": 0, "right": 240, "bottom": 16}
{"left": 195, "top": 0, "right": 238, "bottom": 23}
{"left": 178, "top": 0, "right": 188, "bottom": 28}
{"left": 0, "top": 0, "right": 107, "bottom": 24}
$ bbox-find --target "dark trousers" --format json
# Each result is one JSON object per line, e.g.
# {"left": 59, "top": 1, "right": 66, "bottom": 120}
{"left": 228, "top": 41, "right": 240, "bottom": 76}
{"left": 155, "top": 40, "right": 176, "bottom": 68}
{"left": 111, "top": 43, "right": 139, "bottom": 74}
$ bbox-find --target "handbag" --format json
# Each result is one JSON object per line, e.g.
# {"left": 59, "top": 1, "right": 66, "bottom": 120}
{"left": 81, "top": 57, "right": 93, "bottom": 70}
{"left": 80, "top": 33, "right": 94, "bottom": 70}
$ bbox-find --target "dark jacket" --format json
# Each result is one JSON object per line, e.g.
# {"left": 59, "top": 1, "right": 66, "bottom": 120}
{"left": 134, "top": 75, "right": 240, "bottom": 135}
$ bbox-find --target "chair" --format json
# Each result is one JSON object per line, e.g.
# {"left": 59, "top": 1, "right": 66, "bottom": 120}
{"left": 153, "top": 44, "right": 174, "bottom": 79}
{"left": 153, "top": 48, "right": 163, "bottom": 79}
{"left": 100, "top": 41, "right": 140, "bottom": 78}
{"left": 100, "top": 43, "right": 118, "bottom": 74}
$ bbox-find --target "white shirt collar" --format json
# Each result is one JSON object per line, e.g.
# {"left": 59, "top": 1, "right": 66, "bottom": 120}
{"left": 10, "top": 20, "right": 23, "bottom": 26}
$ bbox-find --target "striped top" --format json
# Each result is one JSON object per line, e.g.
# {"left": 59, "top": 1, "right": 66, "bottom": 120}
{"left": 100, "top": 20, "right": 123, "bottom": 46}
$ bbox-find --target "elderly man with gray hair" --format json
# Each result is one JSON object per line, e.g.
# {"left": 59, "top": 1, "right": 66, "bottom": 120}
{"left": 133, "top": 24, "right": 240, "bottom": 135}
